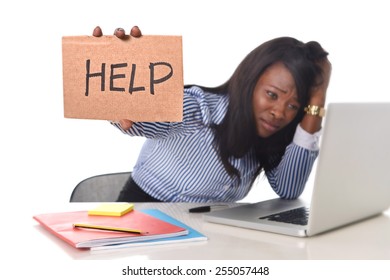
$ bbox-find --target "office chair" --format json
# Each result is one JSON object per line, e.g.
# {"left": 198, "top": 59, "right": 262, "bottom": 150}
{"left": 70, "top": 172, "right": 131, "bottom": 202}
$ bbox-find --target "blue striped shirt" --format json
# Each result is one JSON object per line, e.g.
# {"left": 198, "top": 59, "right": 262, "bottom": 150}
{"left": 111, "top": 86, "right": 319, "bottom": 202}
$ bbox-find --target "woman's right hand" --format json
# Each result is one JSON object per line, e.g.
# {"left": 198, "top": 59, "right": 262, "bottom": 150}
{"left": 93, "top": 25, "right": 142, "bottom": 130}
{"left": 92, "top": 25, "right": 142, "bottom": 39}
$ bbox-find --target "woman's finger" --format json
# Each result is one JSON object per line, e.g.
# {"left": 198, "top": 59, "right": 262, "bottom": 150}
{"left": 114, "top": 28, "right": 127, "bottom": 39}
{"left": 130, "top": 26, "right": 142, "bottom": 37}
{"left": 93, "top": 26, "right": 103, "bottom": 37}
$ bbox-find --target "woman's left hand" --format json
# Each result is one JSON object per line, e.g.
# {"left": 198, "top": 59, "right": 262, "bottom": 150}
{"left": 309, "top": 58, "right": 332, "bottom": 105}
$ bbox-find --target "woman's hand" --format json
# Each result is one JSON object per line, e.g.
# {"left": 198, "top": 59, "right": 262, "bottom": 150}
{"left": 309, "top": 58, "right": 332, "bottom": 105}
{"left": 92, "top": 26, "right": 142, "bottom": 39}
{"left": 93, "top": 25, "right": 142, "bottom": 130}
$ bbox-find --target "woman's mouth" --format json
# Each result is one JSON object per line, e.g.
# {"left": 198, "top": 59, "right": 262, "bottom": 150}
{"left": 261, "top": 118, "right": 280, "bottom": 133}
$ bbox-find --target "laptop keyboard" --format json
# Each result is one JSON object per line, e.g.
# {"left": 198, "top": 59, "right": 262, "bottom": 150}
{"left": 259, "top": 207, "right": 310, "bottom": 226}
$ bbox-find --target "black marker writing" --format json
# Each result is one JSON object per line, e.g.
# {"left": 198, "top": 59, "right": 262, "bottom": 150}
{"left": 85, "top": 60, "right": 173, "bottom": 96}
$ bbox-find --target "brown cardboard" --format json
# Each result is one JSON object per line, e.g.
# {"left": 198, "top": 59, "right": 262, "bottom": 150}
{"left": 62, "top": 35, "right": 183, "bottom": 121}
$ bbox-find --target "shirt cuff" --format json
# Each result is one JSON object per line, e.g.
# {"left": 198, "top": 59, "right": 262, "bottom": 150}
{"left": 293, "top": 125, "right": 322, "bottom": 151}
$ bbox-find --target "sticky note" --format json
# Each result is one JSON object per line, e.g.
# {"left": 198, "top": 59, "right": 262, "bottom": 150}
{"left": 88, "top": 203, "right": 134, "bottom": 217}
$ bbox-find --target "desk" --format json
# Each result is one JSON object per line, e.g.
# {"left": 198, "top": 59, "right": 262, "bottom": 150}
{"left": 29, "top": 203, "right": 390, "bottom": 260}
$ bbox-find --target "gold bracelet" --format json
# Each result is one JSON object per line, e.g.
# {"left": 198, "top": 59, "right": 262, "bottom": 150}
{"left": 304, "top": 105, "right": 326, "bottom": 117}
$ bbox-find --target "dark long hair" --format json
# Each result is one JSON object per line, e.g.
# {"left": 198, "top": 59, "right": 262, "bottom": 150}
{"left": 189, "top": 37, "right": 328, "bottom": 179}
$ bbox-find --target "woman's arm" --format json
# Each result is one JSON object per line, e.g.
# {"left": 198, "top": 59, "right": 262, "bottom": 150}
{"left": 300, "top": 58, "right": 332, "bottom": 133}
{"left": 265, "top": 126, "right": 320, "bottom": 199}
{"left": 267, "top": 58, "right": 332, "bottom": 199}
{"left": 111, "top": 86, "right": 214, "bottom": 139}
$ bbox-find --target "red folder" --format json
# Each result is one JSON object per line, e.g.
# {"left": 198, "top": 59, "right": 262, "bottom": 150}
{"left": 33, "top": 210, "right": 188, "bottom": 248}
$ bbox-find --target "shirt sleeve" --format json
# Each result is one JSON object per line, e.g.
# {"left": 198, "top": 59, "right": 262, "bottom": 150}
{"left": 293, "top": 124, "right": 322, "bottom": 151}
{"left": 265, "top": 126, "right": 320, "bottom": 199}
{"left": 110, "top": 87, "right": 210, "bottom": 139}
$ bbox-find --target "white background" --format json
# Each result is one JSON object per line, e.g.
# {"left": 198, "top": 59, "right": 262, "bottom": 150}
{"left": 2, "top": 0, "right": 390, "bottom": 203}
{"left": 1, "top": 0, "right": 389, "bottom": 278}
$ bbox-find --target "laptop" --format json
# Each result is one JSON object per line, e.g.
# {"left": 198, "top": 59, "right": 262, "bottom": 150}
{"left": 204, "top": 103, "right": 390, "bottom": 237}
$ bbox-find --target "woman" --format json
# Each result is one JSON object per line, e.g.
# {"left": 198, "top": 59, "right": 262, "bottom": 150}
{"left": 93, "top": 26, "right": 331, "bottom": 202}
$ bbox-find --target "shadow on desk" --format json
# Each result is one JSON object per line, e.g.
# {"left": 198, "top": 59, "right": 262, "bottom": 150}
{"left": 201, "top": 213, "right": 390, "bottom": 260}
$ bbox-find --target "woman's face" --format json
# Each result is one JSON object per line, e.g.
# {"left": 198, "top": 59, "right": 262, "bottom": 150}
{"left": 252, "top": 62, "right": 300, "bottom": 138}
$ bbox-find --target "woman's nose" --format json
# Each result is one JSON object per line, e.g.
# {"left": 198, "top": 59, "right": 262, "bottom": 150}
{"left": 270, "top": 104, "right": 286, "bottom": 119}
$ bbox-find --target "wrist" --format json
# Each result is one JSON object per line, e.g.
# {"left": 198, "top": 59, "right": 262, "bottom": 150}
{"left": 309, "top": 89, "right": 326, "bottom": 106}
{"left": 308, "top": 96, "right": 325, "bottom": 107}
{"left": 304, "top": 105, "right": 326, "bottom": 118}
{"left": 300, "top": 103, "right": 326, "bottom": 134}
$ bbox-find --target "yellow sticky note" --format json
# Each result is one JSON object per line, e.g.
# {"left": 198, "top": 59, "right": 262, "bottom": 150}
{"left": 88, "top": 203, "right": 134, "bottom": 217}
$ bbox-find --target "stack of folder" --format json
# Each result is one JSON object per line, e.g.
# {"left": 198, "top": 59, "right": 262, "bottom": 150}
{"left": 33, "top": 203, "right": 207, "bottom": 251}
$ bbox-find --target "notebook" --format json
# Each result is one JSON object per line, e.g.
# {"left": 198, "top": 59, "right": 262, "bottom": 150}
{"left": 204, "top": 103, "right": 390, "bottom": 237}
{"left": 91, "top": 209, "right": 207, "bottom": 251}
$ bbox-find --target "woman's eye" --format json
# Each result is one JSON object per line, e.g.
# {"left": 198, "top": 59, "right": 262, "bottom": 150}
{"left": 288, "top": 104, "right": 300, "bottom": 110}
{"left": 267, "top": 91, "right": 277, "bottom": 99}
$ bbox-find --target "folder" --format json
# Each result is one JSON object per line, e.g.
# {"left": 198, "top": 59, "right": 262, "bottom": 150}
{"left": 91, "top": 209, "right": 208, "bottom": 251}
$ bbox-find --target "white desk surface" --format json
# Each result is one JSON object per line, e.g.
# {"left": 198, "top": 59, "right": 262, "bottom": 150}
{"left": 27, "top": 202, "right": 390, "bottom": 260}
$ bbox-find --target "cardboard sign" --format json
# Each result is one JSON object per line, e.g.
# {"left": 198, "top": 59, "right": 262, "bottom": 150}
{"left": 62, "top": 35, "right": 183, "bottom": 121}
